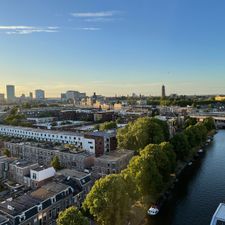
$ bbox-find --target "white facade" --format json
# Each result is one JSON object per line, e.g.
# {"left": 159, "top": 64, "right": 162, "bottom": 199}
{"left": 0, "top": 125, "right": 95, "bottom": 153}
{"left": 30, "top": 167, "right": 55, "bottom": 182}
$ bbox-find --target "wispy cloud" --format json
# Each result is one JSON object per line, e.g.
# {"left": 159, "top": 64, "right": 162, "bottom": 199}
{"left": 71, "top": 11, "right": 119, "bottom": 18}
{"left": 78, "top": 27, "right": 101, "bottom": 31}
{"left": 84, "top": 17, "right": 116, "bottom": 22}
{"left": 0, "top": 26, "right": 59, "bottom": 35}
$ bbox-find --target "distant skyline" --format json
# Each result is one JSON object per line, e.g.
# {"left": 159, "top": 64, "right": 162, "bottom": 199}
{"left": 1, "top": 0, "right": 225, "bottom": 97}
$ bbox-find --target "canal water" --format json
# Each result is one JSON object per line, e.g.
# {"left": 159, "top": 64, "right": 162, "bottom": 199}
{"left": 148, "top": 130, "right": 225, "bottom": 225}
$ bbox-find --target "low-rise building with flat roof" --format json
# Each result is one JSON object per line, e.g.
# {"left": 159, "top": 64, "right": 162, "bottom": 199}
{"left": 92, "top": 149, "right": 134, "bottom": 178}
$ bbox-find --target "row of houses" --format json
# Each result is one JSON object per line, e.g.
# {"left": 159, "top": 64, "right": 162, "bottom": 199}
{"left": 2, "top": 142, "right": 134, "bottom": 179}
{"left": 0, "top": 125, "right": 117, "bottom": 157}
{"left": 0, "top": 156, "right": 92, "bottom": 225}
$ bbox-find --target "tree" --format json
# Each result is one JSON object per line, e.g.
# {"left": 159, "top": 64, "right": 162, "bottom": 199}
{"left": 83, "top": 174, "right": 132, "bottom": 225}
{"left": 126, "top": 150, "right": 163, "bottom": 198}
{"left": 51, "top": 156, "right": 61, "bottom": 170}
{"left": 184, "top": 125, "right": 199, "bottom": 148}
{"left": 159, "top": 142, "right": 176, "bottom": 173}
{"left": 99, "top": 121, "right": 117, "bottom": 131}
{"left": 203, "top": 117, "right": 215, "bottom": 131}
{"left": 151, "top": 118, "right": 170, "bottom": 141}
{"left": 184, "top": 117, "right": 197, "bottom": 128}
{"left": 3, "top": 149, "right": 10, "bottom": 157}
{"left": 117, "top": 117, "right": 166, "bottom": 152}
{"left": 94, "top": 124, "right": 100, "bottom": 130}
{"left": 195, "top": 124, "right": 208, "bottom": 143}
{"left": 171, "top": 133, "right": 190, "bottom": 161}
{"left": 57, "top": 206, "right": 88, "bottom": 225}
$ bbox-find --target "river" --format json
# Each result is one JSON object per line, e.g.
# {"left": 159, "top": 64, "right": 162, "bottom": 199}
{"left": 147, "top": 130, "right": 225, "bottom": 225}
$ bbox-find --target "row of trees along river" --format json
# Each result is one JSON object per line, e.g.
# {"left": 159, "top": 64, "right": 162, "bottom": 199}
{"left": 53, "top": 116, "right": 215, "bottom": 225}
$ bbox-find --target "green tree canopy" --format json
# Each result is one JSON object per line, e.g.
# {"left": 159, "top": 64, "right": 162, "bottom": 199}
{"left": 184, "top": 125, "right": 200, "bottom": 148}
{"left": 83, "top": 174, "right": 133, "bottom": 225}
{"left": 3, "top": 149, "right": 10, "bottom": 157}
{"left": 57, "top": 206, "right": 88, "bottom": 225}
{"left": 99, "top": 121, "right": 117, "bottom": 131}
{"left": 51, "top": 156, "right": 61, "bottom": 170}
{"left": 125, "top": 151, "right": 163, "bottom": 198}
{"left": 203, "top": 117, "right": 215, "bottom": 131}
{"left": 171, "top": 133, "right": 190, "bottom": 161}
{"left": 184, "top": 117, "right": 197, "bottom": 128}
{"left": 159, "top": 142, "right": 176, "bottom": 174}
{"left": 117, "top": 117, "right": 167, "bottom": 152}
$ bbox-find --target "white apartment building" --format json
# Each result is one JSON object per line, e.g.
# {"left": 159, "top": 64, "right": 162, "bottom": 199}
{"left": 0, "top": 125, "right": 95, "bottom": 153}
{"left": 30, "top": 166, "right": 55, "bottom": 182}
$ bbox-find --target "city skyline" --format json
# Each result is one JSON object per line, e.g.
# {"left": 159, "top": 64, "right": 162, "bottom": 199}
{"left": 0, "top": 83, "right": 223, "bottom": 98}
{"left": 1, "top": 0, "right": 225, "bottom": 96}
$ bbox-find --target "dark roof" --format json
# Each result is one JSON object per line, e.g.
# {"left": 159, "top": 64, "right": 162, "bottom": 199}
{"left": 80, "top": 175, "right": 91, "bottom": 186}
{"left": 0, "top": 195, "right": 39, "bottom": 216}
{"left": 62, "top": 178, "right": 82, "bottom": 195}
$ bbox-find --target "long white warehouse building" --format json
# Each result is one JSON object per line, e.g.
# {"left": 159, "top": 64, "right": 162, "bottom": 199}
{"left": 0, "top": 125, "right": 95, "bottom": 153}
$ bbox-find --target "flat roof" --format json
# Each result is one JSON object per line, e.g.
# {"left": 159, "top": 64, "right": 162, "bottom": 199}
{"left": 11, "top": 160, "right": 38, "bottom": 168}
{"left": 0, "top": 125, "right": 83, "bottom": 137}
{"left": 31, "top": 165, "right": 53, "bottom": 172}
{"left": 87, "top": 130, "right": 116, "bottom": 138}
{"left": 96, "top": 150, "right": 133, "bottom": 161}
{"left": 57, "top": 169, "right": 89, "bottom": 179}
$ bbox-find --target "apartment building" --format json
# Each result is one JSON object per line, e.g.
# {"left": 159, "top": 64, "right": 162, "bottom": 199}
{"left": 9, "top": 160, "right": 39, "bottom": 185}
{"left": 84, "top": 131, "right": 117, "bottom": 157}
{"left": 4, "top": 142, "right": 95, "bottom": 171}
{"left": 0, "top": 125, "right": 95, "bottom": 153}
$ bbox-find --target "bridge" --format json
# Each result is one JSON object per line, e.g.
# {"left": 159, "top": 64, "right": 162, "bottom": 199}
{"left": 190, "top": 113, "right": 225, "bottom": 128}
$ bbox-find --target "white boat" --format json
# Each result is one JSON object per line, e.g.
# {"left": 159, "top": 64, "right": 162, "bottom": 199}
{"left": 198, "top": 149, "right": 203, "bottom": 153}
{"left": 210, "top": 203, "right": 225, "bottom": 225}
{"left": 147, "top": 206, "right": 159, "bottom": 216}
{"left": 188, "top": 162, "right": 193, "bottom": 166}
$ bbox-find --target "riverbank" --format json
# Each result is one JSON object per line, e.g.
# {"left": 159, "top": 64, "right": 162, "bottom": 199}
{"left": 130, "top": 130, "right": 216, "bottom": 225}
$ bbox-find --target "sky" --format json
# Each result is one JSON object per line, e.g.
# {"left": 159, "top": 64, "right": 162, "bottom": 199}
{"left": 0, "top": 0, "right": 225, "bottom": 97}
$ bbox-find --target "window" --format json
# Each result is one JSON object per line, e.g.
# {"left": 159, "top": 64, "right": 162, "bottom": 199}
{"left": 49, "top": 210, "right": 52, "bottom": 219}
{"left": 32, "top": 173, "right": 37, "bottom": 180}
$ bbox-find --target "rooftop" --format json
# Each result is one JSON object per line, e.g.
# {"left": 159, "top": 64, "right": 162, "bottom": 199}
{"left": 31, "top": 165, "right": 54, "bottom": 172}
{"left": 87, "top": 130, "right": 116, "bottom": 138}
{"left": 57, "top": 169, "right": 90, "bottom": 179}
{"left": 96, "top": 150, "right": 134, "bottom": 162}
{"left": 0, "top": 194, "right": 39, "bottom": 216}
{"left": 11, "top": 160, "right": 38, "bottom": 168}
{"left": 30, "top": 182, "right": 69, "bottom": 201}
{"left": 0, "top": 124, "right": 84, "bottom": 137}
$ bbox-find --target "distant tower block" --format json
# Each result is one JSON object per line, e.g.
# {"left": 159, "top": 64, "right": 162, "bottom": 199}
{"left": 162, "top": 85, "right": 166, "bottom": 99}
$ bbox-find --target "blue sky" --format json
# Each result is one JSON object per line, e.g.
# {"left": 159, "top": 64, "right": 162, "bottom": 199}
{"left": 0, "top": 0, "right": 225, "bottom": 97}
